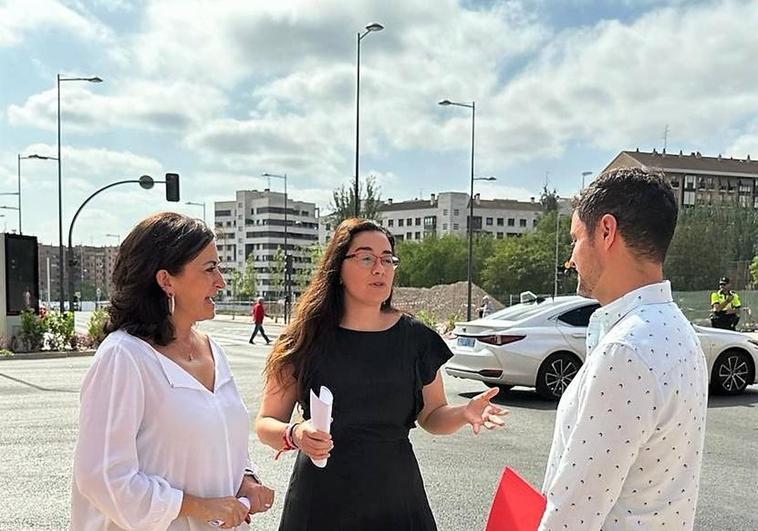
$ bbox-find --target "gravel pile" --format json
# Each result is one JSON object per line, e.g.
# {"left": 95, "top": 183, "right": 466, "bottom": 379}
{"left": 392, "top": 281, "right": 503, "bottom": 326}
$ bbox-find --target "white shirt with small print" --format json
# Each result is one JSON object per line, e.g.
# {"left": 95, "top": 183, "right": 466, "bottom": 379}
{"left": 539, "top": 281, "right": 708, "bottom": 531}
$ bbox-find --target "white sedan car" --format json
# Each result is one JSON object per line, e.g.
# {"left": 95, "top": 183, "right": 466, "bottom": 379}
{"left": 445, "top": 295, "right": 758, "bottom": 399}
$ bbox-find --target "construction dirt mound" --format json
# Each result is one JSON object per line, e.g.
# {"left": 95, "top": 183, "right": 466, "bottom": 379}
{"left": 392, "top": 281, "right": 503, "bottom": 328}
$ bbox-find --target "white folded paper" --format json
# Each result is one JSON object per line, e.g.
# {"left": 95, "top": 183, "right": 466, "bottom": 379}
{"left": 309, "top": 385, "right": 334, "bottom": 468}
{"left": 208, "top": 496, "right": 250, "bottom": 528}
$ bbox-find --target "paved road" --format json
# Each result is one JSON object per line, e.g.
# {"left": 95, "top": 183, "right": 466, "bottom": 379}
{"left": 1, "top": 316, "right": 756, "bottom": 530}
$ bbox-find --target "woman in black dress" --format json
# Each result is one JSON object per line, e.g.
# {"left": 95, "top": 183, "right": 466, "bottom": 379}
{"left": 255, "top": 218, "right": 506, "bottom": 531}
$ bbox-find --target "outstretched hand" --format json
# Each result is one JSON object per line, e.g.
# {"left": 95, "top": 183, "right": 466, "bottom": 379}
{"left": 463, "top": 387, "right": 509, "bottom": 435}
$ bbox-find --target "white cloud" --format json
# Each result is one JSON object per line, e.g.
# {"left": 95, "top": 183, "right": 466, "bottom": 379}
{"left": 0, "top": 0, "right": 113, "bottom": 47}
{"left": 8, "top": 80, "right": 227, "bottom": 133}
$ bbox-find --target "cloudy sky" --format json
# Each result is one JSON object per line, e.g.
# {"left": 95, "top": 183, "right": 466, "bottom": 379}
{"left": 2, "top": 0, "right": 758, "bottom": 245}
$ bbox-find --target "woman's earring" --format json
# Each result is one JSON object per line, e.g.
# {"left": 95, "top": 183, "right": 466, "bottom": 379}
{"left": 168, "top": 293, "right": 175, "bottom": 316}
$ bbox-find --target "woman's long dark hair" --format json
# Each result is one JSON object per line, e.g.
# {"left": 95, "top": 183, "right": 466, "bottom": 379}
{"left": 264, "top": 218, "right": 396, "bottom": 393}
{"left": 104, "top": 212, "right": 214, "bottom": 345}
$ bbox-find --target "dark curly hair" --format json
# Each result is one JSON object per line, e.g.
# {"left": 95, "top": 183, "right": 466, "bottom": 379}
{"left": 104, "top": 212, "right": 215, "bottom": 345}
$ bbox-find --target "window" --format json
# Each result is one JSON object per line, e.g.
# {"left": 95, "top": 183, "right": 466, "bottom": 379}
{"left": 486, "top": 217, "right": 493, "bottom": 226}
{"left": 398, "top": 218, "right": 404, "bottom": 227}
{"left": 415, "top": 232, "right": 421, "bottom": 239}
{"left": 453, "top": 209, "right": 460, "bottom": 216}
{"left": 533, "top": 219, "right": 538, "bottom": 227}
{"left": 443, "top": 209, "right": 449, "bottom": 215}
{"left": 684, "top": 191, "right": 696, "bottom": 205}
{"left": 443, "top": 223, "right": 448, "bottom": 230}
{"left": 406, "top": 218, "right": 412, "bottom": 226}
{"left": 507, "top": 218, "right": 515, "bottom": 226}
{"left": 684, "top": 175, "right": 696, "bottom": 190}
{"left": 415, "top": 218, "right": 421, "bottom": 226}
{"left": 453, "top": 223, "right": 459, "bottom": 230}
{"left": 423, "top": 216, "right": 436, "bottom": 228}
{"left": 519, "top": 219, "right": 527, "bottom": 227}
{"left": 558, "top": 304, "right": 601, "bottom": 327}
{"left": 406, "top": 232, "right": 412, "bottom": 240}
{"left": 388, "top": 219, "right": 394, "bottom": 227}
{"left": 496, "top": 232, "right": 503, "bottom": 239}
{"left": 497, "top": 218, "right": 504, "bottom": 226}
{"left": 215, "top": 210, "right": 232, "bottom": 217}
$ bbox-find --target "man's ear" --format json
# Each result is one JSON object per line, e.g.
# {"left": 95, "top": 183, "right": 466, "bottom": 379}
{"left": 155, "top": 269, "right": 173, "bottom": 294}
{"left": 598, "top": 214, "right": 618, "bottom": 250}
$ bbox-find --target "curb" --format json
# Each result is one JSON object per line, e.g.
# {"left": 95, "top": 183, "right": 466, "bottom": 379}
{"left": 0, "top": 350, "right": 96, "bottom": 361}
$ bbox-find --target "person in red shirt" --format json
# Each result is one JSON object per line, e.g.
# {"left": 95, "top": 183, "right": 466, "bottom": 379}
{"left": 249, "top": 297, "right": 271, "bottom": 345}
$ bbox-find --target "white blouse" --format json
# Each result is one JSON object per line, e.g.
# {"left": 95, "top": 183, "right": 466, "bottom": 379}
{"left": 71, "top": 330, "right": 253, "bottom": 531}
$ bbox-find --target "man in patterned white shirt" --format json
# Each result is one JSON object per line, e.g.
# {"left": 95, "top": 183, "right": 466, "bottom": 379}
{"left": 539, "top": 167, "right": 709, "bottom": 531}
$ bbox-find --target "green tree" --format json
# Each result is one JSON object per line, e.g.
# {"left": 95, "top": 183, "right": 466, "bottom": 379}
{"left": 269, "top": 247, "right": 286, "bottom": 300}
{"left": 238, "top": 253, "right": 257, "bottom": 299}
{"left": 481, "top": 211, "right": 576, "bottom": 302}
{"left": 229, "top": 270, "right": 242, "bottom": 300}
{"left": 751, "top": 256, "right": 758, "bottom": 287}
{"left": 540, "top": 184, "right": 559, "bottom": 212}
{"left": 330, "top": 175, "right": 382, "bottom": 224}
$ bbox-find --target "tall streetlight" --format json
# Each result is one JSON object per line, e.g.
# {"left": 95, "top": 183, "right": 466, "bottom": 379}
{"left": 262, "top": 172, "right": 290, "bottom": 323}
{"left": 68, "top": 174, "right": 177, "bottom": 314}
{"left": 354, "top": 22, "right": 384, "bottom": 218}
{"left": 581, "top": 171, "right": 593, "bottom": 190}
{"left": 186, "top": 201, "right": 207, "bottom": 224}
{"left": 57, "top": 73, "right": 103, "bottom": 311}
{"left": 10, "top": 153, "right": 58, "bottom": 234}
{"left": 105, "top": 233, "right": 120, "bottom": 245}
{"left": 439, "top": 99, "right": 485, "bottom": 321}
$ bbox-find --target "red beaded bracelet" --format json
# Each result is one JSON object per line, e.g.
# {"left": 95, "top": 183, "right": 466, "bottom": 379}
{"left": 275, "top": 422, "right": 300, "bottom": 460}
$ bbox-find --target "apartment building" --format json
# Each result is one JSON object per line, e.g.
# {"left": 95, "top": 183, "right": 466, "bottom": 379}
{"left": 214, "top": 189, "right": 318, "bottom": 299}
{"left": 603, "top": 149, "right": 758, "bottom": 208}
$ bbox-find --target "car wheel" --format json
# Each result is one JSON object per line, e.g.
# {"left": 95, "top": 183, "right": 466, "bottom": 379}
{"left": 536, "top": 352, "right": 581, "bottom": 400}
{"left": 485, "top": 383, "right": 513, "bottom": 395}
{"left": 710, "top": 349, "right": 754, "bottom": 395}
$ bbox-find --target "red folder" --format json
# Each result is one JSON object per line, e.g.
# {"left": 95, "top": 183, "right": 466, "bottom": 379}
{"left": 485, "top": 467, "right": 547, "bottom": 531}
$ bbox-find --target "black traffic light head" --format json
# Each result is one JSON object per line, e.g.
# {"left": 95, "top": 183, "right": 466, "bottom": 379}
{"left": 165, "top": 173, "right": 180, "bottom": 202}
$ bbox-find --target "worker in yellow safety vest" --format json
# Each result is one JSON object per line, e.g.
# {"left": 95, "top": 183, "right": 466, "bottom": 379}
{"left": 710, "top": 276, "right": 741, "bottom": 330}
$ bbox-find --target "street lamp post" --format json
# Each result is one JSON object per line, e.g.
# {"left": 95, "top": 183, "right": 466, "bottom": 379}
{"left": 354, "top": 22, "right": 384, "bottom": 218}
{"left": 581, "top": 171, "right": 593, "bottom": 190}
{"left": 57, "top": 73, "right": 102, "bottom": 311}
{"left": 262, "top": 172, "right": 290, "bottom": 323}
{"left": 439, "top": 99, "right": 491, "bottom": 321}
{"left": 186, "top": 201, "right": 207, "bottom": 224}
{"left": 10, "top": 154, "right": 58, "bottom": 235}
{"left": 68, "top": 175, "right": 156, "bottom": 314}
{"left": 105, "top": 233, "right": 120, "bottom": 245}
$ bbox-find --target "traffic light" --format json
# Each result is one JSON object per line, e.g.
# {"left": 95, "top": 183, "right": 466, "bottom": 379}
{"left": 165, "top": 173, "right": 180, "bottom": 202}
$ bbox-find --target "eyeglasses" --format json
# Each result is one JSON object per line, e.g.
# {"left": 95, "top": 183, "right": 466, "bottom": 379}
{"left": 344, "top": 252, "right": 400, "bottom": 269}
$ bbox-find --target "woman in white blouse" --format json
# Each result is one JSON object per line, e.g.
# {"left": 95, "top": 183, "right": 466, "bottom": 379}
{"left": 71, "top": 212, "right": 273, "bottom": 530}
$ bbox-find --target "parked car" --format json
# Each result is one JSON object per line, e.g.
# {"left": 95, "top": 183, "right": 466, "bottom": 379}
{"left": 445, "top": 295, "right": 758, "bottom": 399}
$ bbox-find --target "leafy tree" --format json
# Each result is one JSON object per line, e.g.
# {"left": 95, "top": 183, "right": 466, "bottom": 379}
{"left": 238, "top": 253, "right": 257, "bottom": 299}
{"left": 330, "top": 175, "right": 382, "bottom": 224}
{"left": 269, "top": 247, "right": 286, "bottom": 300}
{"left": 229, "top": 270, "right": 242, "bottom": 300}
{"left": 750, "top": 256, "right": 758, "bottom": 287}
{"left": 540, "top": 184, "right": 559, "bottom": 212}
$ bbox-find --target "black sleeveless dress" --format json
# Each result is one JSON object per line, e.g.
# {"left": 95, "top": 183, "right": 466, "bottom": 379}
{"left": 278, "top": 314, "right": 453, "bottom": 531}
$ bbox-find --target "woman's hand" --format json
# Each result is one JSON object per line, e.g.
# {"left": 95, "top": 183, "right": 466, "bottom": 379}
{"left": 463, "top": 387, "right": 508, "bottom": 434}
{"left": 183, "top": 495, "right": 249, "bottom": 529}
{"left": 292, "top": 420, "right": 333, "bottom": 461}
{"left": 237, "top": 475, "right": 275, "bottom": 515}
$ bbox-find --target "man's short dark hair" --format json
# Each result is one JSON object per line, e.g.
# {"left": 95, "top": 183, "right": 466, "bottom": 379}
{"left": 573, "top": 167, "right": 678, "bottom": 263}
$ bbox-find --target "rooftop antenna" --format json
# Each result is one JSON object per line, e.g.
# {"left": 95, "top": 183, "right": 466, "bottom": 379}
{"left": 663, "top": 124, "right": 669, "bottom": 152}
